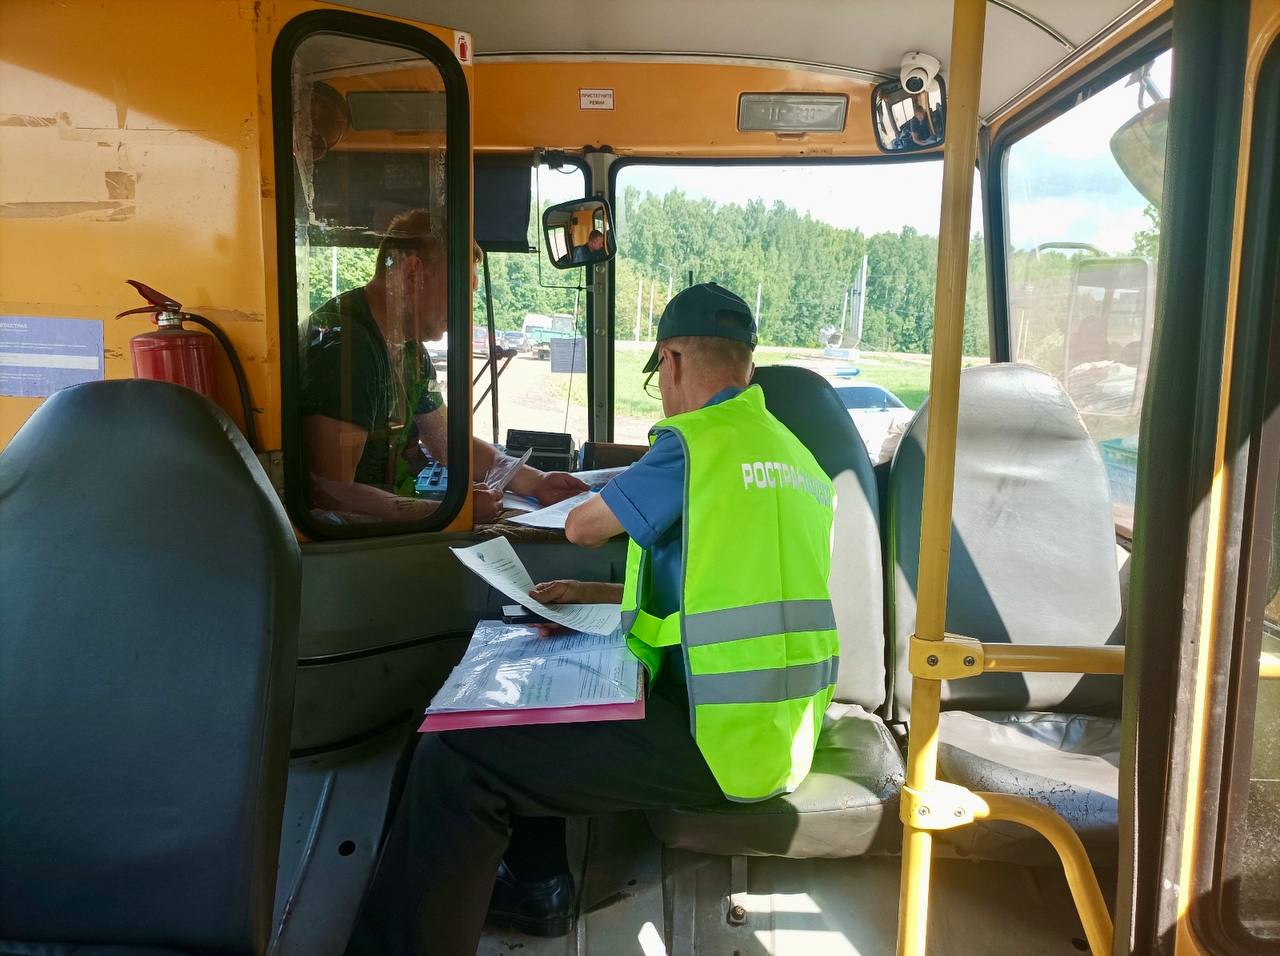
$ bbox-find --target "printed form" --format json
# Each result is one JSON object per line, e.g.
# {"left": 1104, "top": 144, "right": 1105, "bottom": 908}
{"left": 505, "top": 490, "right": 596, "bottom": 530}
{"left": 451, "top": 536, "right": 621, "bottom": 635}
{"left": 427, "top": 620, "right": 641, "bottom": 713}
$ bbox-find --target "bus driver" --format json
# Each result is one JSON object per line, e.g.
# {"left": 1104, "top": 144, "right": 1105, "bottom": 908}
{"left": 299, "top": 210, "right": 587, "bottom": 523}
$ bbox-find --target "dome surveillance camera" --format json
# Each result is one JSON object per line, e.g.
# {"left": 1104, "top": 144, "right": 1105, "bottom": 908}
{"left": 900, "top": 51, "right": 942, "bottom": 95}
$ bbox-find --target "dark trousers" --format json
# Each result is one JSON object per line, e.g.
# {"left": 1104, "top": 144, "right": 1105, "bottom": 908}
{"left": 347, "top": 686, "right": 723, "bottom": 955}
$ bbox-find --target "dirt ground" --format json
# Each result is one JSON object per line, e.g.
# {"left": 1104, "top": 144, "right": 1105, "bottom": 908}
{"left": 462, "top": 342, "right": 941, "bottom": 449}
{"left": 466, "top": 350, "right": 599, "bottom": 445}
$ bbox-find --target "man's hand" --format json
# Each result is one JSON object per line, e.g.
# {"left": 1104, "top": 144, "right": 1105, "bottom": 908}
{"left": 529, "top": 579, "right": 624, "bottom": 636}
{"left": 472, "top": 482, "right": 502, "bottom": 523}
{"left": 529, "top": 579, "right": 624, "bottom": 605}
{"left": 530, "top": 471, "right": 589, "bottom": 506}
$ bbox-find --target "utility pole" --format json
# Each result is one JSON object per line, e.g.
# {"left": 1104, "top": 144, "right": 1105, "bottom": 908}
{"left": 634, "top": 278, "right": 643, "bottom": 342}
{"left": 330, "top": 246, "right": 339, "bottom": 297}
{"left": 647, "top": 280, "right": 656, "bottom": 337}
{"left": 853, "top": 254, "right": 868, "bottom": 345}
{"left": 838, "top": 288, "right": 850, "bottom": 341}
{"left": 754, "top": 283, "right": 763, "bottom": 337}
{"left": 666, "top": 273, "right": 673, "bottom": 308}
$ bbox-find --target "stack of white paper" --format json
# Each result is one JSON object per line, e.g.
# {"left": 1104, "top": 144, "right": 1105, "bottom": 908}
{"left": 426, "top": 620, "right": 641, "bottom": 713}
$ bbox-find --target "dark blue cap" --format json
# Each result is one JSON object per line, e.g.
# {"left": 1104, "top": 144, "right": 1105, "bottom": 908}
{"left": 642, "top": 282, "right": 758, "bottom": 373}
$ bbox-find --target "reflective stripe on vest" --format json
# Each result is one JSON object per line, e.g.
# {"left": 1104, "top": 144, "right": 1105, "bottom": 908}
{"left": 684, "top": 599, "right": 837, "bottom": 646}
{"left": 619, "top": 385, "right": 838, "bottom": 802}
{"left": 690, "top": 655, "right": 840, "bottom": 705}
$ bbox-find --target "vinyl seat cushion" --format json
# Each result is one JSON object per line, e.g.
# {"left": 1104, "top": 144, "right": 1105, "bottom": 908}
{"left": 935, "top": 710, "right": 1121, "bottom": 864}
{"left": 646, "top": 704, "right": 905, "bottom": 858}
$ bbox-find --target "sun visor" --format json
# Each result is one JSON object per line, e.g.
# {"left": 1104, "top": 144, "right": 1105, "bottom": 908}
{"left": 475, "top": 156, "right": 533, "bottom": 253}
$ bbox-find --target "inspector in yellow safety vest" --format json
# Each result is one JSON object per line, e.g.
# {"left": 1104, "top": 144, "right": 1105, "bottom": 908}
{"left": 620, "top": 384, "right": 839, "bottom": 802}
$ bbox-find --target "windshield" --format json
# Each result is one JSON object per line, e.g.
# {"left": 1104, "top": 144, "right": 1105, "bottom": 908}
{"left": 611, "top": 161, "right": 987, "bottom": 446}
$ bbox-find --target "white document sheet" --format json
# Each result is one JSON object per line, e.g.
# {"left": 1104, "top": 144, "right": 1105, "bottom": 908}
{"left": 485, "top": 447, "right": 534, "bottom": 493}
{"left": 427, "top": 620, "right": 640, "bottom": 712}
{"left": 574, "top": 466, "right": 628, "bottom": 490}
{"left": 451, "top": 536, "right": 621, "bottom": 636}
{"left": 505, "top": 490, "right": 597, "bottom": 530}
{"left": 500, "top": 492, "right": 537, "bottom": 512}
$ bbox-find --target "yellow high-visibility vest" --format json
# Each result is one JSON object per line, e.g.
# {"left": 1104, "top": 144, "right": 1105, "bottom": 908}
{"left": 620, "top": 385, "right": 838, "bottom": 801}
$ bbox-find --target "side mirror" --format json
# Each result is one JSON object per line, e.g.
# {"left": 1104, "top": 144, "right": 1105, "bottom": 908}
{"left": 1110, "top": 98, "right": 1168, "bottom": 207}
{"left": 872, "top": 76, "right": 946, "bottom": 153}
{"left": 543, "top": 198, "right": 616, "bottom": 270}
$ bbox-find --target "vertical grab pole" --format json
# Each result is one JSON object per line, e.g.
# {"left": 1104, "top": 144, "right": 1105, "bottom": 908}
{"left": 895, "top": 1, "right": 986, "bottom": 954}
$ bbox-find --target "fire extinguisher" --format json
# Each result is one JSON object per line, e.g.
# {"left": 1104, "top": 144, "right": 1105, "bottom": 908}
{"left": 115, "top": 279, "right": 259, "bottom": 451}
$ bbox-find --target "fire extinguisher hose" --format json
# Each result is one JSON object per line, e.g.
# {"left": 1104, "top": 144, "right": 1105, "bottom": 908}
{"left": 182, "top": 312, "right": 260, "bottom": 453}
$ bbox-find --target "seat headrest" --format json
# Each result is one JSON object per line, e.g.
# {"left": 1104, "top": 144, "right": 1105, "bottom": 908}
{"left": 0, "top": 380, "right": 300, "bottom": 950}
{"left": 889, "top": 364, "right": 1124, "bottom": 720}
{"left": 751, "top": 365, "right": 870, "bottom": 481}
{"left": 752, "top": 365, "right": 886, "bottom": 710}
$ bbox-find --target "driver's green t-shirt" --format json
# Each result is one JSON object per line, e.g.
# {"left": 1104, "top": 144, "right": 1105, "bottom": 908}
{"left": 300, "top": 287, "right": 442, "bottom": 487}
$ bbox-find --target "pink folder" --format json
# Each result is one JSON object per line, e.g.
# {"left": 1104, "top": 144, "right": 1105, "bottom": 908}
{"left": 420, "top": 696, "right": 644, "bottom": 732}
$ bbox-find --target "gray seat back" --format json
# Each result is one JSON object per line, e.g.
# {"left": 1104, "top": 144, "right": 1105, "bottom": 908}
{"left": 888, "top": 364, "right": 1122, "bottom": 721}
{"left": 752, "top": 366, "right": 885, "bottom": 710}
{"left": 0, "top": 380, "right": 301, "bottom": 952}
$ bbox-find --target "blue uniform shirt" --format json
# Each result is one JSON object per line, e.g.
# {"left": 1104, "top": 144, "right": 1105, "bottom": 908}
{"left": 600, "top": 386, "right": 745, "bottom": 697}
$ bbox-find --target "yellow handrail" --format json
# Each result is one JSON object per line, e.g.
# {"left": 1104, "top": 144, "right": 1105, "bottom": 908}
{"left": 1261, "top": 652, "right": 1280, "bottom": 679}
{"left": 974, "top": 793, "right": 1114, "bottom": 955}
{"left": 983, "top": 644, "right": 1125, "bottom": 675}
{"left": 895, "top": 0, "right": 986, "bottom": 952}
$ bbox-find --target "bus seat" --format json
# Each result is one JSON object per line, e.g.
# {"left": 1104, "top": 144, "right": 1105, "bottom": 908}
{"left": 645, "top": 365, "right": 903, "bottom": 859}
{"left": 0, "top": 380, "right": 301, "bottom": 954}
{"left": 888, "top": 364, "right": 1124, "bottom": 863}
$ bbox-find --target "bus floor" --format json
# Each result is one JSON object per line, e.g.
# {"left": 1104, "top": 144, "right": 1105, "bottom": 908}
{"left": 478, "top": 839, "right": 1108, "bottom": 955}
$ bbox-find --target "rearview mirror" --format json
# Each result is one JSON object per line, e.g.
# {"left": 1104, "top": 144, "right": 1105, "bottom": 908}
{"left": 872, "top": 76, "right": 946, "bottom": 153}
{"left": 542, "top": 198, "right": 616, "bottom": 269}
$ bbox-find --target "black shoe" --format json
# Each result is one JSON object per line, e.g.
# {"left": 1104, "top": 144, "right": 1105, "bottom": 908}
{"left": 486, "top": 861, "right": 575, "bottom": 938}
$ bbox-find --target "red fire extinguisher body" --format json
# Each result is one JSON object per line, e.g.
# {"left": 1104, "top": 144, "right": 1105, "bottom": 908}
{"left": 130, "top": 327, "right": 217, "bottom": 399}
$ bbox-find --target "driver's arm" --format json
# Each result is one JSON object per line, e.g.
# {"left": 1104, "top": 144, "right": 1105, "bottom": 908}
{"left": 303, "top": 414, "right": 436, "bottom": 521}
{"left": 415, "top": 404, "right": 588, "bottom": 505}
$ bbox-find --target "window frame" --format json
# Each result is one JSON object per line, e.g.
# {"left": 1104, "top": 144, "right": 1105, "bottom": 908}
{"left": 1190, "top": 31, "right": 1280, "bottom": 953}
{"left": 272, "top": 10, "right": 472, "bottom": 540}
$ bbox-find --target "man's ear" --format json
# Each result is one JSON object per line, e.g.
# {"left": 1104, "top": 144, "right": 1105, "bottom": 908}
{"left": 399, "top": 253, "right": 423, "bottom": 292}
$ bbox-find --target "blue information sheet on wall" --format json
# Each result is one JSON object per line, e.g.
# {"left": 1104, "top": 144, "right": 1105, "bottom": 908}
{"left": 0, "top": 316, "right": 104, "bottom": 398}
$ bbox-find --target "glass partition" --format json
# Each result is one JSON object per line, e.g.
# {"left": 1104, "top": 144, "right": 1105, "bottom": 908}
{"left": 282, "top": 25, "right": 466, "bottom": 532}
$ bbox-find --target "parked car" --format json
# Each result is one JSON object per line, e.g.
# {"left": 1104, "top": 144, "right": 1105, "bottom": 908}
{"left": 827, "top": 380, "right": 915, "bottom": 465}
{"left": 501, "top": 330, "right": 529, "bottom": 352}
{"left": 471, "top": 325, "right": 491, "bottom": 357}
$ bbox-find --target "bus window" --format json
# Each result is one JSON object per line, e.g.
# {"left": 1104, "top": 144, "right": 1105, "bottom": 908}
{"left": 1005, "top": 48, "right": 1172, "bottom": 531}
{"left": 283, "top": 29, "right": 466, "bottom": 533}
{"left": 611, "top": 161, "right": 988, "bottom": 459}
{"left": 473, "top": 164, "right": 589, "bottom": 454}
